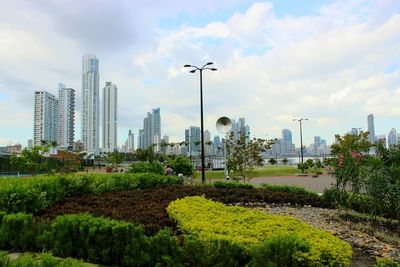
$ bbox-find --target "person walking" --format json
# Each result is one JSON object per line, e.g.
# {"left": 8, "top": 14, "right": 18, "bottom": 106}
{"left": 164, "top": 165, "right": 174, "bottom": 176}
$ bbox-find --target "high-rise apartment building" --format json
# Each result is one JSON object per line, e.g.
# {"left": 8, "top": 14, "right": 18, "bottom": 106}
{"left": 367, "top": 114, "right": 375, "bottom": 144}
{"left": 230, "top": 117, "right": 250, "bottom": 143}
{"left": 57, "top": 83, "right": 75, "bottom": 149}
{"left": 138, "top": 129, "right": 144, "bottom": 150}
{"left": 102, "top": 82, "right": 118, "bottom": 153}
{"left": 81, "top": 54, "right": 100, "bottom": 154}
{"left": 188, "top": 126, "right": 201, "bottom": 156}
{"left": 281, "top": 129, "right": 293, "bottom": 155}
{"left": 139, "top": 108, "right": 161, "bottom": 151}
{"left": 388, "top": 128, "right": 397, "bottom": 147}
{"left": 33, "top": 91, "right": 58, "bottom": 146}
{"left": 127, "top": 130, "right": 134, "bottom": 152}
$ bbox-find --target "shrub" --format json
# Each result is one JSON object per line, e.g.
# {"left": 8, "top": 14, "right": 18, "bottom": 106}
{"left": 170, "top": 156, "right": 194, "bottom": 177}
{"left": 168, "top": 196, "right": 352, "bottom": 266}
{"left": 51, "top": 213, "right": 148, "bottom": 266}
{"left": 128, "top": 162, "right": 164, "bottom": 175}
{"left": 182, "top": 235, "right": 249, "bottom": 267}
{"left": 251, "top": 234, "right": 311, "bottom": 267}
{"left": 147, "top": 229, "right": 183, "bottom": 266}
{"left": 374, "top": 258, "right": 400, "bottom": 267}
{"left": 0, "top": 213, "right": 37, "bottom": 251}
{"left": 0, "top": 252, "right": 91, "bottom": 267}
{"left": 213, "top": 181, "right": 254, "bottom": 189}
{"left": 261, "top": 184, "right": 318, "bottom": 197}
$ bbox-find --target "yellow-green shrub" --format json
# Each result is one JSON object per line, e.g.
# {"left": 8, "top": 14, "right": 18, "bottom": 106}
{"left": 167, "top": 196, "right": 352, "bottom": 266}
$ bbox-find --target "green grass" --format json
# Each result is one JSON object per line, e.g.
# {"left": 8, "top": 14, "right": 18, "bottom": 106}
{"left": 202, "top": 165, "right": 299, "bottom": 180}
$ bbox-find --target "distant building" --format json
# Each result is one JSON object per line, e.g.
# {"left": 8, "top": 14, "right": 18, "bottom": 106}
{"left": 102, "top": 82, "right": 118, "bottom": 153}
{"left": 230, "top": 117, "right": 250, "bottom": 143}
{"left": 314, "top": 136, "right": 321, "bottom": 154}
{"left": 127, "top": 130, "right": 134, "bottom": 152}
{"left": 188, "top": 126, "right": 201, "bottom": 156}
{"left": 281, "top": 129, "right": 293, "bottom": 155}
{"left": 0, "top": 144, "right": 22, "bottom": 154}
{"left": 57, "top": 83, "right": 75, "bottom": 149}
{"left": 350, "top": 128, "right": 358, "bottom": 135}
{"left": 27, "top": 139, "right": 33, "bottom": 149}
{"left": 377, "top": 134, "right": 386, "bottom": 148}
{"left": 33, "top": 91, "right": 58, "bottom": 146}
{"left": 81, "top": 54, "right": 100, "bottom": 154}
{"left": 73, "top": 140, "right": 84, "bottom": 152}
{"left": 138, "top": 108, "right": 161, "bottom": 151}
{"left": 367, "top": 114, "right": 375, "bottom": 144}
{"left": 388, "top": 128, "right": 397, "bottom": 147}
{"left": 137, "top": 129, "right": 144, "bottom": 150}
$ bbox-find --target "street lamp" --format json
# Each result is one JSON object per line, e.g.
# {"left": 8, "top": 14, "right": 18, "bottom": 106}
{"left": 184, "top": 62, "right": 218, "bottom": 184}
{"left": 293, "top": 118, "right": 308, "bottom": 174}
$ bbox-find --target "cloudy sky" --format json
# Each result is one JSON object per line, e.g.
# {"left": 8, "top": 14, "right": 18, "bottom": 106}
{"left": 1, "top": 0, "right": 399, "bottom": 148}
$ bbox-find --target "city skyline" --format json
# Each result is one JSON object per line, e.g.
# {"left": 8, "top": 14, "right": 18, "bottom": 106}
{"left": 1, "top": 1, "right": 399, "bottom": 147}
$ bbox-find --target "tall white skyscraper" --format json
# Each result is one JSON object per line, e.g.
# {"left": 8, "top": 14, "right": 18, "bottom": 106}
{"left": 188, "top": 126, "right": 201, "bottom": 156}
{"left": 388, "top": 128, "right": 397, "bottom": 147}
{"left": 81, "top": 54, "right": 100, "bottom": 154}
{"left": 367, "top": 114, "right": 375, "bottom": 144}
{"left": 33, "top": 91, "right": 58, "bottom": 146}
{"left": 102, "top": 82, "right": 118, "bottom": 153}
{"left": 57, "top": 83, "right": 75, "bottom": 149}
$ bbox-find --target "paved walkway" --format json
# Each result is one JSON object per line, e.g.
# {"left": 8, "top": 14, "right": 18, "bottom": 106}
{"left": 249, "top": 175, "right": 335, "bottom": 193}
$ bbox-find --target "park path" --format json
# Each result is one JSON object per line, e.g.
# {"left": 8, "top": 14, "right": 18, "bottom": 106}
{"left": 249, "top": 175, "right": 335, "bottom": 193}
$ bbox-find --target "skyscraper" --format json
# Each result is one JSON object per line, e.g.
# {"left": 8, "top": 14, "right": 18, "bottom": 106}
{"left": 102, "top": 82, "right": 118, "bottom": 153}
{"left": 367, "top": 114, "right": 375, "bottom": 144}
{"left": 139, "top": 108, "right": 161, "bottom": 151}
{"left": 33, "top": 91, "right": 58, "bottom": 146}
{"left": 138, "top": 129, "right": 144, "bottom": 150}
{"left": 188, "top": 126, "right": 201, "bottom": 156}
{"left": 281, "top": 129, "right": 293, "bottom": 155}
{"left": 57, "top": 83, "right": 75, "bottom": 149}
{"left": 127, "top": 130, "right": 134, "bottom": 152}
{"left": 81, "top": 54, "right": 100, "bottom": 154}
{"left": 388, "top": 128, "right": 397, "bottom": 147}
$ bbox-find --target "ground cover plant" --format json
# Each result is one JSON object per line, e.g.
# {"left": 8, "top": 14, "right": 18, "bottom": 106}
{"left": 168, "top": 196, "right": 353, "bottom": 266}
{"left": 35, "top": 184, "right": 326, "bottom": 235}
{"left": 0, "top": 251, "right": 94, "bottom": 266}
{"left": 0, "top": 173, "right": 180, "bottom": 214}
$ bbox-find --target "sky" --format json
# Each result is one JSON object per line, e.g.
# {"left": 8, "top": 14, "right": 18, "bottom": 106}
{"left": 0, "top": 0, "right": 399, "bottom": 148}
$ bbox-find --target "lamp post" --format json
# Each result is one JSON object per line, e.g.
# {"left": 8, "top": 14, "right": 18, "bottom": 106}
{"left": 184, "top": 62, "right": 217, "bottom": 184}
{"left": 293, "top": 118, "right": 308, "bottom": 174}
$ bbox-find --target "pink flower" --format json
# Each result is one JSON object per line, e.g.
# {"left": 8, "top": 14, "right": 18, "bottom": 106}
{"left": 350, "top": 151, "right": 355, "bottom": 158}
{"left": 356, "top": 152, "right": 361, "bottom": 158}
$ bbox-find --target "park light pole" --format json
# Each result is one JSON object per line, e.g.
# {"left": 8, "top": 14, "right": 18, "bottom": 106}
{"left": 184, "top": 62, "right": 217, "bottom": 184}
{"left": 293, "top": 118, "right": 308, "bottom": 174}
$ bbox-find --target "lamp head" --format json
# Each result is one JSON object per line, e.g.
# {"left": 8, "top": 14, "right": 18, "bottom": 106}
{"left": 210, "top": 68, "right": 218, "bottom": 71}
{"left": 184, "top": 64, "right": 191, "bottom": 68}
{"left": 190, "top": 69, "right": 196, "bottom": 73}
{"left": 206, "top": 62, "right": 214, "bottom": 65}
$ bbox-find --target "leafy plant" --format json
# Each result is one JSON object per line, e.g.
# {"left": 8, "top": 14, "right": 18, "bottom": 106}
{"left": 261, "top": 184, "right": 318, "bottom": 197}
{"left": 213, "top": 181, "right": 254, "bottom": 189}
{"left": 167, "top": 196, "right": 352, "bottom": 266}
{"left": 128, "top": 162, "right": 164, "bottom": 175}
{"left": 251, "top": 234, "right": 311, "bottom": 267}
{"left": 170, "top": 156, "right": 194, "bottom": 177}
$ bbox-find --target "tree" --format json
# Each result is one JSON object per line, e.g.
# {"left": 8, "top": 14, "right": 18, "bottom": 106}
{"left": 282, "top": 158, "right": 289, "bottom": 165}
{"left": 226, "top": 133, "right": 273, "bottom": 182}
{"left": 170, "top": 156, "right": 194, "bottom": 177}
{"left": 107, "top": 152, "right": 124, "bottom": 169}
{"left": 10, "top": 145, "right": 50, "bottom": 175}
{"left": 268, "top": 158, "right": 277, "bottom": 165}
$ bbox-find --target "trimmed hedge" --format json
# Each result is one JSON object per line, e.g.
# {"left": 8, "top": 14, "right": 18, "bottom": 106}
{"left": 168, "top": 196, "right": 353, "bottom": 266}
{"left": 212, "top": 181, "right": 254, "bottom": 189}
{"left": 261, "top": 183, "right": 318, "bottom": 197}
{"left": 0, "top": 251, "right": 92, "bottom": 266}
{"left": 0, "top": 173, "right": 180, "bottom": 213}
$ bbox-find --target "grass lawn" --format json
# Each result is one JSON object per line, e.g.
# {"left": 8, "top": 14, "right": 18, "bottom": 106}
{"left": 202, "top": 165, "right": 299, "bottom": 180}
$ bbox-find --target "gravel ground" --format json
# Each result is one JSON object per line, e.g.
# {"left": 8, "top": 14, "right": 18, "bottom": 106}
{"left": 239, "top": 202, "right": 400, "bottom": 266}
